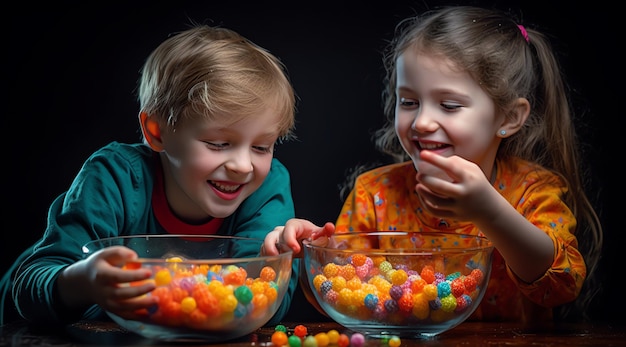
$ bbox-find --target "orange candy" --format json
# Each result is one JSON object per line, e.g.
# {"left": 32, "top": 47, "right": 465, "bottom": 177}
{"left": 260, "top": 266, "right": 277, "bottom": 282}
{"left": 271, "top": 331, "right": 288, "bottom": 346}
{"left": 223, "top": 268, "right": 247, "bottom": 286}
{"left": 123, "top": 261, "right": 141, "bottom": 270}
{"left": 350, "top": 254, "right": 367, "bottom": 267}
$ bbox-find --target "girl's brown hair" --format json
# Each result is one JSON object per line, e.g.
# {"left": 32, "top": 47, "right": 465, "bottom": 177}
{"left": 373, "top": 6, "right": 603, "bottom": 321}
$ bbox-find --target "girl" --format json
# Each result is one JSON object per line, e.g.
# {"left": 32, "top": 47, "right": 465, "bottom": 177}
{"left": 265, "top": 6, "right": 603, "bottom": 323}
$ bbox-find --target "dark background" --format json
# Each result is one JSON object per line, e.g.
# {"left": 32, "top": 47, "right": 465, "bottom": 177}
{"left": 3, "top": 1, "right": 621, "bottom": 322}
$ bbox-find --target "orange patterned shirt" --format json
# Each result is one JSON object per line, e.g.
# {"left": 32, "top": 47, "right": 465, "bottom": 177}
{"left": 334, "top": 157, "right": 585, "bottom": 322}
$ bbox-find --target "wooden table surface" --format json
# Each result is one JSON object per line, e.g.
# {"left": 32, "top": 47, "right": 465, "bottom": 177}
{"left": 1, "top": 319, "right": 625, "bottom": 346}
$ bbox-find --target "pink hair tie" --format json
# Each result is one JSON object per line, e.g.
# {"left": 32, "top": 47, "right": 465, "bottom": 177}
{"left": 517, "top": 24, "right": 529, "bottom": 43}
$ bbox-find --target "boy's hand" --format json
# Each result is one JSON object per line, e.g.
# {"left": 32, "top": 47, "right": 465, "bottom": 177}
{"left": 57, "top": 246, "right": 157, "bottom": 319}
{"left": 262, "top": 218, "right": 335, "bottom": 257}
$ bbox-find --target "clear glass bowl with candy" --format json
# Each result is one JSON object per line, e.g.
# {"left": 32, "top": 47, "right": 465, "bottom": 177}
{"left": 302, "top": 231, "right": 494, "bottom": 339}
{"left": 82, "top": 234, "right": 293, "bottom": 342}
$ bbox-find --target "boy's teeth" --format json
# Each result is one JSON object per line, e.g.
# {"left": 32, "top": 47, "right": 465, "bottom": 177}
{"left": 212, "top": 181, "right": 239, "bottom": 192}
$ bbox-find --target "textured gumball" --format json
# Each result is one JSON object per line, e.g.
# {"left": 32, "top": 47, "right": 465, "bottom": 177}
{"left": 364, "top": 293, "right": 379, "bottom": 310}
{"left": 437, "top": 281, "right": 452, "bottom": 297}
{"left": 320, "top": 280, "right": 333, "bottom": 295}
{"left": 275, "top": 324, "right": 288, "bottom": 333}
{"left": 389, "top": 269, "right": 408, "bottom": 285}
{"left": 323, "top": 263, "right": 340, "bottom": 277}
{"left": 350, "top": 254, "right": 368, "bottom": 267}
{"left": 420, "top": 265, "right": 436, "bottom": 284}
{"left": 398, "top": 292, "right": 414, "bottom": 312}
{"left": 294, "top": 324, "right": 308, "bottom": 338}
{"left": 440, "top": 294, "right": 457, "bottom": 312}
{"left": 450, "top": 278, "right": 466, "bottom": 297}
{"left": 313, "top": 274, "right": 328, "bottom": 291}
{"left": 379, "top": 260, "right": 393, "bottom": 274}
{"left": 384, "top": 299, "right": 399, "bottom": 313}
{"left": 260, "top": 266, "right": 277, "bottom": 282}
{"left": 389, "top": 285, "right": 404, "bottom": 301}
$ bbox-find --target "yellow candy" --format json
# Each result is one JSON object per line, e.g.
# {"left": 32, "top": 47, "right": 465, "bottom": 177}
{"left": 389, "top": 269, "right": 408, "bottom": 285}
{"left": 154, "top": 269, "right": 172, "bottom": 286}
{"left": 326, "top": 329, "right": 340, "bottom": 344}
{"left": 219, "top": 294, "right": 238, "bottom": 313}
{"left": 412, "top": 293, "right": 430, "bottom": 320}
{"left": 338, "top": 288, "right": 354, "bottom": 306}
{"left": 330, "top": 276, "right": 347, "bottom": 292}
{"left": 346, "top": 276, "right": 362, "bottom": 291}
{"left": 180, "top": 296, "right": 197, "bottom": 314}
{"left": 388, "top": 336, "right": 401, "bottom": 347}
{"left": 314, "top": 332, "right": 330, "bottom": 347}
{"left": 423, "top": 284, "right": 438, "bottom": 300}
{"left": 313, "top": 274, "right": 328, "bottom": 291}
{"left": 323, "top": 263, "right": 340, "bottom": 277}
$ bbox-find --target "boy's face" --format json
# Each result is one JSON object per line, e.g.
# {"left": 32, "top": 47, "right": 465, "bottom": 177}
{"left": 158, "top": 108, "right": 282, "bottom": 223}
{"left": 394, "top": 50, "right": 503, "bottom": 177}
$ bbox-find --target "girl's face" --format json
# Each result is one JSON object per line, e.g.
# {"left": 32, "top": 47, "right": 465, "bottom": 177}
{"left": 158, "top": 109, "right": 281, "bottom": 223}
{"left": 394, "top": 49, "right": 504, "bottom": 178}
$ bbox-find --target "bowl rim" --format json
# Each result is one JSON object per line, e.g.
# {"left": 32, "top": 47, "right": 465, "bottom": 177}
{"left": 302, "top": 231, "right": 494, "bottom": 255}
{"left": 81, "top": 234, "right": 293, "bottom": 262}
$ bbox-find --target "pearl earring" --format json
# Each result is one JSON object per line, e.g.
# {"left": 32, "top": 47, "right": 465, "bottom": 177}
{"left": 499, "top": 130, "right": 506, "bottom": 136}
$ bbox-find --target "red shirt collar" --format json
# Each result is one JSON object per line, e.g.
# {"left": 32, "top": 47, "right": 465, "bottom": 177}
{"left": 152, "top": 155, "right": 223, "bottom": 235}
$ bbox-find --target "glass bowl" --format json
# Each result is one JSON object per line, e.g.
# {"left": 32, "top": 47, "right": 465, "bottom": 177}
{"left": 302, "top": 231, "right": 494, "bottom": 339}
{"left": 82, "top": 234, "right": 293, "bottom": 342}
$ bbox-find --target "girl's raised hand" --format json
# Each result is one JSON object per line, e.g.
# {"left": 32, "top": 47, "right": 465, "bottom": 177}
{"left": 415, "top": 150, "right": 501, "bottom": 222}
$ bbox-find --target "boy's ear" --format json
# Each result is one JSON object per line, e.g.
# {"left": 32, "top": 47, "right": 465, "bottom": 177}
{"left": 498, "top": 97, "right": 530, "bottom": 137}
{"left": 139, "top": 112, "right": 164, "bottom": 151}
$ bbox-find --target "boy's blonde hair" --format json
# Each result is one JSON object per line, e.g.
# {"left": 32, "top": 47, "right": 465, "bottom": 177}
{"left": 138, "top": 24, "right": 296, "bottom": 142}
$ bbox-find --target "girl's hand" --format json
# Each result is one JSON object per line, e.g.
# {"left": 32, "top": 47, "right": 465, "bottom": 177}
{"left": 415, "top": 150, "right": 500, "bottom": 223}
{"left": 57, "top": 246, "right": 157, "bottom": 320}
{"left": 262, "top": 218, "right": 335, "bottom": 258}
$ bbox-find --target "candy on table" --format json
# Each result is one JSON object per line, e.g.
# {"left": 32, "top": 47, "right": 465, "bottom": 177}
{"left": 294, "top": 324, "right": 308, "bottom": 338}
{"left": 288, "top": 334, "right": 302, "bottom": 347}
{"left": 269, "top": 324, "right": 401, "bottom": 347}
{"left": 271, "top": 330, "right": 288, "bottom": 346}
{"left": 388, "top": 336, "right": 402, "bottom": 347}
{"left": 337, "top": 333, "right": 350, "bottom": 347}
{"left": 303, "top": 335, "right": 318, "bottom": 347}
{"left": 350, "top": 333, "right": 365, "bottom": 347}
